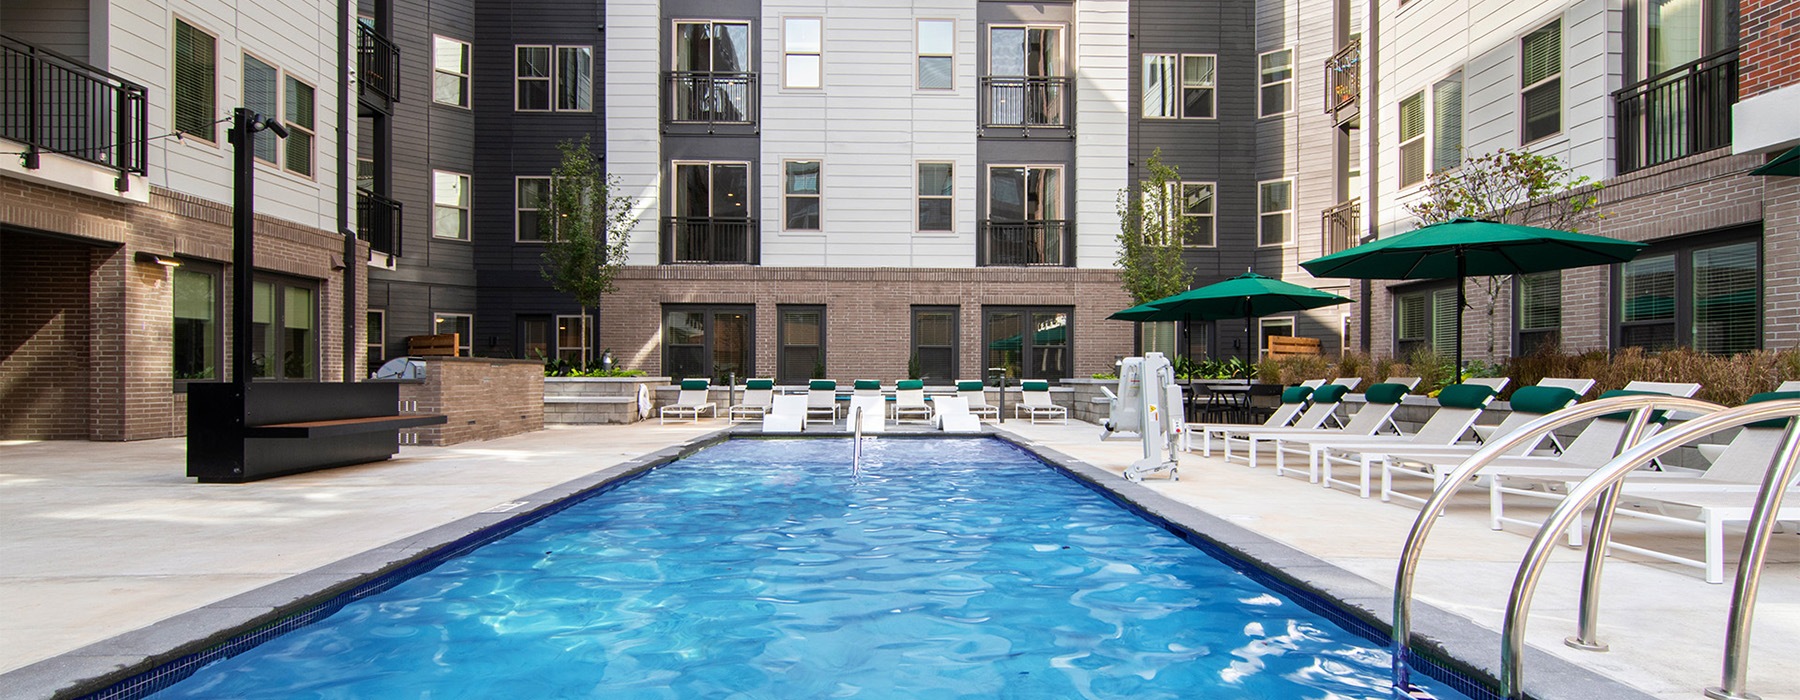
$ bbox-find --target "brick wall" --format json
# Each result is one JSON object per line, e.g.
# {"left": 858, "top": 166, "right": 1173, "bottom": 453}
{"left": 1741, "top": 0, "right": 1800, "bottom": 99}
{"left": 601, "top": 266, "right": 1136, "bottom": 381}
{"left": 0, "top": 235, "right": 96, "bottom": 439}
{"left": 396, "top": 357, "right": 544, "bottom": 445}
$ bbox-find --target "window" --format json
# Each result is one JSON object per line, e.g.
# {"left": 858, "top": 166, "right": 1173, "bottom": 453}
{"left": 917, "top": 19, "right": 954, "bottom": 89}
{"left": 433, "top": 36, "right": 471, "bottom": 107}
{"left": 984, "top": 308, "right": 1070, "bottom": 381}
{"left": 673, "top": 21, "right": 753, "bottom": 122}
{"left": 357, "top": 157, "right": 374, "bottom": 191}
{"left": 433, "top": 312, "right": 473, "bottom": 357}
{"left": 912, "top": 307, "right": 959, "bottom": 383}
{"left": 1520, "top": 20, "right": 1562, "bottom": 143}
{"left": 516, "top": 46, "right": 551, "bottom": 110}
{"left": 556, "top": 315, "right": 589, "bottom": 363}
{"left": 664, "top": 305, "right": 754, "bottom": 382}
{"left": 365, "top": 310, "right": 385, "bottom": 376}
{"left": 173, "top": 19, "right": 217, "bottom": 142}
{"left": 986, "top": 165, "right": 1064, "bottom": 265}
{"left": 1182, "top": 54, "right": 1217, "bottom": 119}
{"left": 556, "top": 47, "right": 593, "bottom": 110}
{"left": 520, "top": 317, "right": 550, "bottom": 361}
{"left": 1258, "top": 49, "right": 1293, "bottom": 117}
{"left": 1143, "top": 54, "right": 1176, "bottom": 118}
{"left": 1433, "top": 72, "right": 1463, "bottom": 172}
{"left": 1399, "top": 91, "right": 1426, "bottom": 186}
{"left": 669, "top": 162, "right": 753, "bottom": 263}
{"left": 1259, "top": 317, "right": 1296, "bottom": 360}
{"left": 783, "top": 18, "right": 822, "bottom": 89}
{"left": 987, "top": 26, "right": 1065, "bottom": 126}
{"left": 243, "top": 55, "right": 280, "bottom": 163}
{"left": 516, "top": 45, "right": 594, "bottom": 110}
{"left": 1141, "top": 321, "right": 1176, "bottom": 357}
{"left": 784, "top": 160, "right": 821, "bottom": 231}
{"left": 1394, "top": 286, "right": 1459, "bottom": 359}
{"left": 516, "top": 176, "right": 550, "bottom": 242}
{"left": 173, "top": 264, "right": 219, "bottom": 380}
{"left": 433, "top": 171, "right": 470, "bottom": 240}
{"left": 1147, "top": 54, "right": 1218, "bottom": 118}
{"left": 283, "top": 75, "right": 314, "bottom": 176}
{"left": 242, "top": 56, "right": 313, "bottom": 176}
{"left": 1639, "top": 0, "right": 1733, "bottom": 79}
{"left": 1516, "top": 272, "right": 1560, "bottom": 354}
{"left": 778, "top": 306, "right": 824, "bottom": 384}
{"left": 1169, "top": 181, "right": 1216, "bottom": 247}
{"left": 1258, "top": 179, "right": 1292, "bottom": 246}
{"left": 251, "top": 277, "right": 318, "bottom": 380}
{"left": 1616, "top": 236, "right": 1759, "bottom": 354}
{"left": 918, "top": 162, "right": 954, "bottom": 232}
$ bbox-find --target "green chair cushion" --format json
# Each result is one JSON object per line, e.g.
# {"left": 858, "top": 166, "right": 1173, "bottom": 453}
{"left": 680, "top": 379, "right": 709, "bottom": 391}
{"left": 1596, "top": 389, "right": 1671, "bottom": 424}
{"left": 1281, "top": 386, "right": 1314, "bottom": 404}
{"left": 1022, "top": 381, "right": 1051, "bottom": 392}
{"left": 809, "top": 380, "right": 837, "bottom": 391}
{"left": 1435, "top": 383, "right": 1497, "bottom": 409}
{"left": 745, "top": 379, "right": 774, "bottom": 390}
{"left": 1311, "top": 383, "right": 1350, "bottom": 404}
{"left": 897, "top": 380, "right": 924, "bottom": 390}
{"left": 1363, "top": 382, "right": 1410, "bottom": 405}
{"left": 1745, "top": 391, "right": 1800, "bottom": 429}
{"left": 1507, "top": 386, "right": 1580, "bottom": 415}
{"left": 854, "top": 380, "right": 881, "bottom": 390}
{"left": 957, "top": 380, "right": 986, "bottom": 392}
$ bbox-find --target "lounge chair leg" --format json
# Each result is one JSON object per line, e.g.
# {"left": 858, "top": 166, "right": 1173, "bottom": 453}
{"left": 1706, "top": 514, "right": 1724, "bottom": 584}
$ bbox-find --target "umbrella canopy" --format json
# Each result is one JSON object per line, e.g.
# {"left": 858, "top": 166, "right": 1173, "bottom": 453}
{"left": 1300, "top": 217, "right": 1646, "bottom": 377}
{"left": 1108, "top": 272, "right": 1350, "bottom": 373}
{"left": 1107, "top": 300, "right": 1172, "bottom": 322}
{"left": 1749, "top": 145, "right": 1800, "bottom": 177}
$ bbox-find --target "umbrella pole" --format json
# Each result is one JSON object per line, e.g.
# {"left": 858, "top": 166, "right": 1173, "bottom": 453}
{"left": 1455, "top": 252, "right": 1466, "bottom": 384}
{"left": 1244, "top": 311, "right": 1252, "bottom": 385}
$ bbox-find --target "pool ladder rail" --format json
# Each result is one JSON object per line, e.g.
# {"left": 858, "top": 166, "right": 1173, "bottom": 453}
{"left": 851, "top": 405, "right": 867, "bottom": 478}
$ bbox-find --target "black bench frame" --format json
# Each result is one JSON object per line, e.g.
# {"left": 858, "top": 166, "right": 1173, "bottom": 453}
{"left": 187, "top": 382, "right": 446, "bottom": 483}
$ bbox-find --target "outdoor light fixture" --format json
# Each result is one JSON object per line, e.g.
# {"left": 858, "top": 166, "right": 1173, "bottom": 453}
{"left": 251, "top": 116, "right": 289, "bottom": 139}
{"left": 134, "top": 251, "right": 181, "bottom": 267}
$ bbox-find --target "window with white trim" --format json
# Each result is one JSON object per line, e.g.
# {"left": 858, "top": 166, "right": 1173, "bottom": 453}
{"left": 516, "top": 176, "right": 550, "bottom": 242}
{"left": 556, "top": 314, "right": 589, "bottom": 363}
{"left": 784, "top": 160, "right": 821, "bottom": 231}
{"left": 242, "top": 55, "right": 280, "bottom": 164}
{"left": 1433, "top": 72, "right": 1463, "bottom": 172}
{"left": 1259, "top": 317, "right": 1296, "bottom": 359}
{"left": 241, "top": 55, "right": 313, "bottom": 176}
{"left": 282, "top": 75, "right": 314, "bottom": 176}
{"left": 173, "top": 19, "right": 218, "bottom": 142}
{"left": 918, "top": 161, "right": 953, "bottom": 232}
{"left": 515, "top": 45, "right": 592, "bottom": 111}
{"left": 1257, "top": 179, "right": 1292, "bottom": 246}
{"left": 1167, "top": 181, "right": 1216, "bottom": 247}
{"left": 1258, "top": 49, "right": 1292, "bottom": 117}
{"left": 1395, "top": 286, "right": 1459, "bottom": 359}
{"left": 1142, "top": 54, "right": 1215, "bottom": 119}
{"left": 1520, "top": 19, "right": 1562, "bottom": 143}
{"left": 432, "top": 313, "right": 473, "bottom": 357}
{"left": 1182, "top": 54, "right": 1217, "bottom": 118}
{"left": 365, "top": 310, "right": 385, "bottom": 376}
{"left": 1516, "top": 271, "right": 1560, "bottom": 354}
{"left": 783, "top": 18, "right": 822, "bottom": 89}
{"left": 917, "top": 19, "right": 954, "bottom": 89}
{"left": 1143, "top": 54, "right": 1176, "bottom": 118}
{"left": 1398, "top": 91, "right": 1426, "bottom": 187}
{"left": 433, "top": 171, "right": 470, "bottom": 240}
{"left": 433, "top": 36, "right": 470, "bottom": 107}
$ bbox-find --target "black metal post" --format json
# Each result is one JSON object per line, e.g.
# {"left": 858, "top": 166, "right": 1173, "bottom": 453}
{"left": 991, "top": 367, "right": 1007, "bottom": 424}
{"left": 1454, "top": 249, "right": 1466, "bottom": 383}
{"left": 230, "top": 108, "right": 256, "bottom": 391}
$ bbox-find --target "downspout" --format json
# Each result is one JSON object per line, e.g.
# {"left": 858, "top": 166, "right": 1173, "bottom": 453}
{"left": 1358, "top": 0, "right": 1379, "bottom": 354}
{"left": 339, "top": 0, "right": 357, "bottom": 380}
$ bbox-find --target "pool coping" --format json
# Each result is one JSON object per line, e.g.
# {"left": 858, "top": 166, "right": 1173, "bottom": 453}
{"left": 5, "top": 426, "right": 1651, "bottom": 700}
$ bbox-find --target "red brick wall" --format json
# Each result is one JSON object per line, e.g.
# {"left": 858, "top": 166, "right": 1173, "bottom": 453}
{"left": 601, "top": 266, "right": 1136, "bottom": 382}
{"left": 0, "top": 235, "right": 97, "bottom": 439}
{"left": 396, "top": 357, "right": 544, "bottom": 445}
{"left": 1741, "top": 0, "right": 1800, "bottom": 99}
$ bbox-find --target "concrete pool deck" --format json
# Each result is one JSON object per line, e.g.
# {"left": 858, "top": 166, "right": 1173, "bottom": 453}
{"left": 0, "top": 420, "right": 1794, "bottom": 699}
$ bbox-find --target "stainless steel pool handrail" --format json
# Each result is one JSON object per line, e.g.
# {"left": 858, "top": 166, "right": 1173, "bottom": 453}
{"left": 1498, "top": 399, "right": 1800, "bottom": 700}
{"left": 1390, "top": 395, "right": 1721, "bottom": 695}
{"left": 852, "top": 407, "right": 864, "bottom": 478}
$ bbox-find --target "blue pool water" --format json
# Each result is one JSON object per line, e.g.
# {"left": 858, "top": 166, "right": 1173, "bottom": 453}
{"left": 153, "top": 438, "right": 1470, "bottom": 699}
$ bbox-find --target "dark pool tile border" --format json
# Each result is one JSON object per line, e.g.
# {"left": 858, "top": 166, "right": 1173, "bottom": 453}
{"left": 989, "top": 430, "right": 1658, "bottom": 700}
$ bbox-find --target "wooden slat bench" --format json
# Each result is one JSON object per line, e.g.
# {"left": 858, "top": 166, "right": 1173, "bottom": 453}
{"left": 407, "top": 333, "right": 460, "bottom": 357}
{"left": 1265, "top": 335, "right": 1323, "bottom": 359}
{"left": 242, "top": 414, "right": 448, "bottom": 439}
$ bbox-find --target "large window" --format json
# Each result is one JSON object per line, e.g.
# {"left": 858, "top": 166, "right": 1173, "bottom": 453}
{"left": 365, "top": 310, "right": 385, "bottom": 376}
{"left": 173, "top": 264, "right": 219, "bottom": 380}
{"left": 1258, "top": 179, "right": 1292, "bottom": 246}
{"left": 986, "top": 165, "right": 1065, "bottom": 265}
{"left": 783, "top": 18, "right": 822, "bottom": 89}
{"left": 913, "top": 306, "right": 959, "bottom": 383}
{"left": 1516, "top": 272, "right": 1561, "bottom": 354}
{"left": 1398, "top": 91, "right": 1426, "bottom": 187}
{"left": 1617, "top": 236, "right": 1759, "bottom": 354}
{"left": 516, "top": 176, "right": 550, "bottom": 242}
{"left": 433, "top": 171, "right": 470, "bottom": 240}
{"left": 673, "top": 21, "right": 753, "bottom": 122}
{"left": 917, "top": 19, "right": 954, "bottom": 89}
{"left": 243, "top": 55, "right": 280, "bottom": 163}
{"left": 434, "top": 36, "right": 471, "bottom": 108}
{"left": 778, "top": 306, "right": 824, "bottom": 384}
{"left": 557, "top": 315, "right": 589, "bottom": 363}
{"left": 1169, "top": 181, "right": 1216, "bottom": 247}
{"left": 1520, "top": 19, "right": 1562, "bottom": 143}
{"left": 251, "top": 277, "right": 317, "bottom": 380}
{"left": 985, "top": 307, "right": 1070, "bottom": 381}
{"left": 1433, "top": 72, "right": 1463, "bottom": 172}
{"left": 918, "top": 162, "right": 954, "bottom": 232}
{"left": 1395, "top": 285, "right": 1459, "bottom": 359}
{"left": 1142, "top": 54, "right": 1216, "bottom": 119}
{"left": 664, "top": 306, "right": 754, "bottom": 382}
{"left": 987, "top": 25, "right": 1065, "bottom": 126}
{"left": 241, "top": 56, "right": 313, "bottom": 176}
{"left": 433, "top": 313, "right": 473, "bottom": 357}
{"left": 515, "top": 45, "right": 593, "bottom": 111}
{"left": 1258, "top": 49, "right": 1293, "bottom": 117}
{"left": 784, "top": 160, "right": 821, "bottom": 231}
{"left": 173, "top": 19, "right": 217, "bottom": 142}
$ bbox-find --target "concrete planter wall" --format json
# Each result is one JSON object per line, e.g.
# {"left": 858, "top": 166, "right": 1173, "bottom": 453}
{"left": 545, "top": 377, "right": 671, "bottom": 424}
{"left": 395, "top": 357, "right": 544, "bottom": 445}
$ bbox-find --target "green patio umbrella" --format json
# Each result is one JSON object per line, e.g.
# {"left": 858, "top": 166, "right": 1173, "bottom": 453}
{"left": 1749, "top": 145, "right": 1800, "bottom": 177}
{"left": 1301, "top": 217, "right": 1647, "bottom": 376}
{"left": 1112, "top": 272, "right": 1350, "bottom": 373}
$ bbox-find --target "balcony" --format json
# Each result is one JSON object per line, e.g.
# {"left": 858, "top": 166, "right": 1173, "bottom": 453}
{"left": 665, "top": 72, "right": 757, "bottom": 127}
{"left": 980, "top": 77, "right": 1073, "bottom": 133}
{"left": 1321, "top": 199, "right": 1360, "bottom": 257}
{"left": 357, "top": 23, "right": 400, "bottom": 110}
{"left": 0, "top": 34, "right": 147, "bottom": 191}
{"left": 1324, "top": 37, "right": 1359, "bottom": 127}
{"left": 661, "top": 217, "right": 758, "bottom": 264}
{"left": 1614, "top": 50, "right": 1737, "bottom": 174}
{"left": 979, "top": 219, "right": 1069, "bottom": 267}
{"left": 356, "top": 188, "right": 403, "bottom": 261}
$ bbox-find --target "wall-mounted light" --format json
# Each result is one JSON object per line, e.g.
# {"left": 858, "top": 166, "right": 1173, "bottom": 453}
{"left": 134, "top": 252, "right": 182, "bottom": 267}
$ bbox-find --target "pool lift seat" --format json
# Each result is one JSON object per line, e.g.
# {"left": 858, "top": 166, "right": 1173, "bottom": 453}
{"left": 1123, "top": 353, "right": 1184, "bottom": 482}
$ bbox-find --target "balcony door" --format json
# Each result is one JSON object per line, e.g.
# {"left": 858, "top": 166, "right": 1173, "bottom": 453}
{"left": 985, "top": 165, "right": 1063, "bottom": 266}
{"left": 670, "top": 162, "right": 751, "bottom": 263}
{"left": 673, "top": 21, "right": 752, "bottom": 122}
{"left": 987, "top": 26, "right": 1065, "bottom": 126}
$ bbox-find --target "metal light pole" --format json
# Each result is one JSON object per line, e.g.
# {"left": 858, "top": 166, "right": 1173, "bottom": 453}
{"left": 227, "top": 107, "right": 287, "bottom": 390}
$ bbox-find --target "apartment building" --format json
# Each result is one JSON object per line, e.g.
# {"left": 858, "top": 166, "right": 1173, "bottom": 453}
{"left": 1, "top": 0, "right": 361, "bottom": 440}
{"left": 1347, "top": 0, "right": 1799, "bottom": 362}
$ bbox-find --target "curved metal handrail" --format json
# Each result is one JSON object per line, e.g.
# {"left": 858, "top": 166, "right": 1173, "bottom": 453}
{"left": 1390, "top": 394, "right": 1724, "bottom": 693}
{"left": 851, "top": 407, "right": 865, "bottom": 478}
{"left": 1499, "top": 399, "right": 1800, "bottom": 699}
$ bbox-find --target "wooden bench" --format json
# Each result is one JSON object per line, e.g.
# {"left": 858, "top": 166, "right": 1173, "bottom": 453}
{"left": 188, "top": 381, "right": 447, "bottom": 483}
{"left": 1265, "top": 335, "right": 1322, "bottom": 359}
{"left": 242, "top": 414, "right": 448, "bottom": 438}
{"left": 407, "top": 333, "right": 460, "bottom": 357}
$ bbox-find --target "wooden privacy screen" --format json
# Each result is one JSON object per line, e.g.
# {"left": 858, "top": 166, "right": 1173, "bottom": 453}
{"left": 407, "top": 333, "right": 460, "bottom": 357}
{"left": 1265, "top": 335, "right": 1322, "bottom": 359}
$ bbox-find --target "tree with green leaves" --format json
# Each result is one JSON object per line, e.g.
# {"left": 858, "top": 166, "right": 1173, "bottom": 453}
{"left": 1405, "top": 148, "right": 1602, "bottom": 358}
{"left": 1115, "top": 149, "right": 1193, "bottom": 305}
{"left": 539, "top": 135, "right": 640, "bottom": 366}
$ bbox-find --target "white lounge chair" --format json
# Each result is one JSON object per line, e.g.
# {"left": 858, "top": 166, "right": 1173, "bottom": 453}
{"left": 892, "top": 380, "right": 933, "bottom": 423}
{"left": 847, "top": 395, "right": 886, "bottom": 433}
{"left": 1182, "top": 383, "right": 1315, "bottom": 453}
{"left": 1273, "top": 383, "right": 1500, "bottom": 496}
{"left": 1016, "top": 381, "right": 1067, "bottom": 424}
{"left": 806, "top": 380, "right": 841, "bottom": 424}
{"left": 1210, "top": 382, "right": 1352, "bottom": 458}
{"left": 1226, "top": 382, "right": 1413, "bottom": 466}
{"left": 851, "top": 380, "right": 883, "bottom": 398}
{"left": 762, "top": 394, "right": 807, "bottom": 432}
{"left": 956, "top": 380, "right": 999, "bottom": 421}
{"left": 659, "top": 379, "right": 716, "bottom": 424}
{"left": 729, "top": 379, "right": 775, "bottom": 423}
{"left": 931, "top": 395, "right": 982, "bottom": 433}
{"left": 1374, "top": 383, "right": 1587, "bottom": 504}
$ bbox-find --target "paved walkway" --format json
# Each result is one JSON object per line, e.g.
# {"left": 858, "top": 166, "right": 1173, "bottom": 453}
{"left": 1, "top": 421, "right": 1795, "bottom": 699}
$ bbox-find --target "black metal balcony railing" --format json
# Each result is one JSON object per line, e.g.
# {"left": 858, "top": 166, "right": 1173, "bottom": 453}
{"left": 1614, "top": 49, "right": 1737, "bottom": 174}
{"left": 1321, "top": 198, "right": 1361, "bottom": 257}
{"left": 661, "top": 217, "right": 758, "bottom": 264}
{"left": 1325, "top": 37, "right": 1360, "bottom": 121}
{"left": 980, "top": 219, "right": 1069, "bottom": 267}
{"left": 980, "top": 76, "right": 1073, "bottom": 129}
{"left": 666, "top": 72, "right": 757, "bottom": 125}
{"left": 0, "top": 34, "right": 147, "bottom": 190}
{"left": 357, "top": 23, "right": 400, "bottom": 105}
{"left": 356, "top": 188, "right": 403, "bottom": 259}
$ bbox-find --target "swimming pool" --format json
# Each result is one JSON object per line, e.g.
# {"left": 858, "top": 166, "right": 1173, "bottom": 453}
{"left": 148, "top": 437, "right": 1471, "bottom": 699}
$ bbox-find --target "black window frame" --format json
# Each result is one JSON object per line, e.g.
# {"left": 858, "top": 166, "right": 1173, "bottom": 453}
{"left": 365, "top": 309, "right": 385, "bottom": 376}
{"left": 1391, "top": 281, "right": 1457, "bottom": 359}
{"left": 776, "top": 305, "right": 825, "bottom": 385}
{"left": 251, "top": 273, "right": 321, "bottom": 381}
{"left": 173, "top": 259, "right": 224, "bottom": 385}
{"left": 982, "top": 306, "right": 1073, "bottom": 382}
{"left": 1611, "top": 228, "right": 1761, "bottom": 354}
{"left": 662, "top": 304, "right": 756, "bottom": 383}
{"left": 911, "top": 305, "right": 960, "bottom": 383}
{"left": 1514, "top": 271, "right": 1561, "bottom": 356}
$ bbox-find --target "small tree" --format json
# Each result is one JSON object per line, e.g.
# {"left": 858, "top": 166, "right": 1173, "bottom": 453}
{"left": 539, "top": 135, "right": 640, "bottom": 366}
{"left": 1115, "top": 149, "right": 1193, "bottom": 305}
{"left": 1405, "top": 149, "right": 1602, "bottom": 359}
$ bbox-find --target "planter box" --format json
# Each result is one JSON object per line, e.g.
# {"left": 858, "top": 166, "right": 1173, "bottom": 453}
{"left": 393, "top": 357, "right": 545, "bottom": 445}
{"left": 545, "top": 377, "right": 670, "bottom": 424}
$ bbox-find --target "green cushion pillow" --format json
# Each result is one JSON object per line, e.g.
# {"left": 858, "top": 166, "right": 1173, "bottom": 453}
{"left": 1311, "top": 383, "right": 1350, "bottom": 404}
{"left": 1281, "top": 386, "right": 1314, "bottom": 404}
{"left": 958, "top": 380, "right": 986, "bottom": 392}
{"left": 1744, "top": 391, "right": 1800, "bottom": 429}
{"left": 854, "top": 380, "right": 881, "bottom": 390}
{"left": 1363, "top": 382, "right": 1410, "bottom": 405}
{"left": 809, "top": 379, "right": 837, "bottom": 391}
{"left": 745, "top": 379, "right": 774, "bottom": 390}
{"left": 1506, "top": 386, "right": 1580, "bottom": 415}
{"left": 897, "top": 380, "right": 924, "bottom": 390}
{"left": 1022, "top": 381, "right": 1050, "bottom": 392}
{"left": 1435, "top": 383, "right": 1496, "bottom": 409}
{"left": 680, "top": 379, "right": 709, "bottom": 391}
